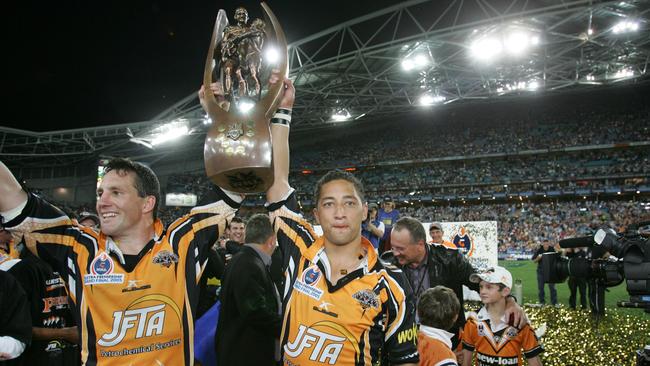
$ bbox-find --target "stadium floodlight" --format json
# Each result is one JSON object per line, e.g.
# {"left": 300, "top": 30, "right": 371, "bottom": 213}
{"left": 331, "top": 109, "right": 351, "bottom": 122}
{"left": 504, "top": 32, "right": 530, "bottom": 55}
{"left": 151, "top": 120, "right": 189, "bottom": 146}
{"left": 401, "top": 59, "right": 415, "bottom": 71}
{"left": 470, "top": 37, "right": 502, "bottom": 61}
{"left": 264, "top": 46, "right": 280, "bottom": 64}
{"left": 527, "top": 80, "right": 541, "bottom": 90}
{"left": 612, "top": 20, "right": 639, "bottom": 34}
{"left": 613, "top": 68, "right": 634, "bottom": 78}
{"left": 418, "top": 94, "right": 445, "bottom": 106}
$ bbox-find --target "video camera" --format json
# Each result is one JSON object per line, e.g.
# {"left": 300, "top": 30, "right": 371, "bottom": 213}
{"left": 540, "top": 221, "right": 650, "bottom": 313}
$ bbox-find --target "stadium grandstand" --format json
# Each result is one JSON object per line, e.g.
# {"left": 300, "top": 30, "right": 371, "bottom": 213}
{"left": 2, "top": 0, "right": 649, "bottom": 258}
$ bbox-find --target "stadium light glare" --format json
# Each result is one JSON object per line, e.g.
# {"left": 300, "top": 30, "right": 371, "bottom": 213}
{"left": 151, "top": 125, "right": 189, "bottom": 146}
{"left": 414, "top": 54, "right": 429, "bottom": 67}
{"left": 612, "top": 20, "right": 639, "bottom": 34}
{"left": 401, "top": 59, "right": 414, "bottom": 71}
{"left": 470, "top": 37, "right": 502, "bottom": 61}
{"left": 238, "top": 100, "right": 255, "bottom": 113}
{"left": 528, "top": 80, "right": 540, "bottom": 90}
{"left": 264, "top": 47, "right": 280, "bottom": 64}
{"left": 203, "top": 113, "right": 212, "bottom": 126}
{"left": 613, "top": 68, "right": 634, "bottom": 78}
{"left": 587, "top": 28, "right": 594, "bottom": 35}
{"left": 331, "top": 109, "right": 351, "bottom": 122}
{"left": 504, "top": 32, "right": 530, "bottom": 55}
{"left": 418, "top": 94, "right": 445, "bottom": 106}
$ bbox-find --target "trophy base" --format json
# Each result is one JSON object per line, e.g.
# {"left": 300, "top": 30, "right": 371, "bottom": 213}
{"left": 207, "top": 166, "right": 274, "bottom": 194}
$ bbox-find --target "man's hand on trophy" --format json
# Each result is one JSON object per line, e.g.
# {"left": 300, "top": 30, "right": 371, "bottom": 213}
{"left": 268, "top": 69, "right": 295, "bottom": 110}
{"left": 198, "top": 82, "right": 229, "bottom": 112}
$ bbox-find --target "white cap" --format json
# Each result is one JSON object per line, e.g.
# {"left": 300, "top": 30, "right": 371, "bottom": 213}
{"left": 470, "top": 266, "right": 512, "bottom": 289}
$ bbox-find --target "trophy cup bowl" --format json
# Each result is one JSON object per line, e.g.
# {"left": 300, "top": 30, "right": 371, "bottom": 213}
{"left": 203, "top": 3, "right": 288, "bottom": 193}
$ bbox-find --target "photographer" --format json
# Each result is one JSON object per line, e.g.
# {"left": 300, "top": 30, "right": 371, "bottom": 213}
{"left": 532, "top": 239, "right": 558, "bottom": 306}
{"left": 587, "top": 244, "right": 609, "bottom": 316}
{"left": 565, "top": 247, "right": 587, "bottom": 310}
{"left": 362, "top": 203, "right": 385, "bottom": 251}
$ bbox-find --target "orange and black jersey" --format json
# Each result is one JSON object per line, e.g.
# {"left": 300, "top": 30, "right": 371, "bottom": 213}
{"left": 268, "top": 192, "right": 419, "bottom": 365}
{"left": 3, "top": 192, "right": 237, "bottom": 366}
{"left": 462, "top": 308, "right": 543, "bottom": 366}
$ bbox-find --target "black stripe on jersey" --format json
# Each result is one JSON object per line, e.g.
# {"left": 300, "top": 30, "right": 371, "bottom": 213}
{"left": 185, "top": 242, "right": 199, "bottom": 312}
{"left": 358, "top": 329, "right": 367, "bottom": 366}
{"left": 86, "top": 308, "right": 98, "bottom": 366}
{"left": 168, "top": 218, "right": 194, "bottom": 256}
{"left": 182, "top": 306, "right": 191, "bottom": 366}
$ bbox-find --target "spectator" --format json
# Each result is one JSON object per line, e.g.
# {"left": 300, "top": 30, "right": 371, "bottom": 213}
{"left": 565, "top": 247, "right": 587, "bottom": 309}
{"left": 428, "top": 222, "right": 455, "bottom": 249}
{"left": 215, "top": 214, "right": 281, "bottom": 366}
{"left": 377, "top": 196, "right": 399, "bottom": 253}
{"left": 531, "top": 239, "right": 558, "bottom": 306}
{"left": 362, "top": 203, "right": 385, "bottom": 251}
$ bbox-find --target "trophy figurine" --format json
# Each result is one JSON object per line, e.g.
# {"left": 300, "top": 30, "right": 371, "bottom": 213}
{"left": 202, "top": 3, "right": 288, "bottom": 193}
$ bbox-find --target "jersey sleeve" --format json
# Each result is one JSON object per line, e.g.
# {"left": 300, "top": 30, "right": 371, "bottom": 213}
{"left": 168, "top": 186, "right": 239, "bottom": 283}
{"left": 461, "top": 317, "right": 478, "bottom": 351}
{"left": 267, "top": 190, "right": 318, "bottom": 263}
{"left": 383, "top": 267, "right": 420, "bottom": 364}
{"left": 2, "top": 193, "right": 77, "bottom": 274}
{"left": 520, "top": 325, "right": 544, "bottom": 359}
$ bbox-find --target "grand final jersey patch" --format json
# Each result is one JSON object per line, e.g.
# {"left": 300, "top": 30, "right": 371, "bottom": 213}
{"left": 84, "top": 252, "right": 124, "bottom": 285}
{"left": 293, "top": 265, "right": 324, "bottom": 300}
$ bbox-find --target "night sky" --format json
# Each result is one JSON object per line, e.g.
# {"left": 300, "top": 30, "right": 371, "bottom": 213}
{"left": 3, "top": 0, "right": 401, "bottom": 131}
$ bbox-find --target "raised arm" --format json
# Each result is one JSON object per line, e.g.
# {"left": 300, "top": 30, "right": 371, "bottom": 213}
{"left": 0, "top": 162, "right": 28, "bottom": 214}
{"left": 267, "top": 74, "right": 295, "bottom": 204}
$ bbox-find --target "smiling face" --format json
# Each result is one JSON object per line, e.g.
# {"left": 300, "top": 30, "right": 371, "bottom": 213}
{"left": 391, "top": 228, "right": 425, "bottom": 268}
{"left": 313, "top": 179, "right": 368, "bottom": 247}
{"left": 429, "top": 226, "right": 444, "bottom": 243}
{"left": 96, "top": 170, "right": 154, "bottom": 239}
{"left": 229, "top": 222, "right": 245, "bottom": 243}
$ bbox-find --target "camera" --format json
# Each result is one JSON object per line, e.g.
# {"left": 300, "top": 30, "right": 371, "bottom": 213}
{"left": 540, "top": 221, "right": 650, "bottom": 313}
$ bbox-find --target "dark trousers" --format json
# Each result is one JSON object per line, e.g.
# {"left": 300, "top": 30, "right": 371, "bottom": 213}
{"left": 588, "top": 279, "right": 606, "bottom": 316}
{"left": 568, "top": 276, "right": 587, "bottom": 309}
{"left": 536, "top": 270, "right": 557, "bottom": 305}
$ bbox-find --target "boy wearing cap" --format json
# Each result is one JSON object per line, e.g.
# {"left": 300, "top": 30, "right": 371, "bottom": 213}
{"left": 461, "top": 266, "right": 543, "bottom": 366}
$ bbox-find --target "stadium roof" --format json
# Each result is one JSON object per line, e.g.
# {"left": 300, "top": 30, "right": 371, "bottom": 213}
{"left": 3, "top": 0, "right": 650, "bottom": 168}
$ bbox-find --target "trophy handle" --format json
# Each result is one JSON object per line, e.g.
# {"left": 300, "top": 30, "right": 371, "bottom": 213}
{"left": 257, "top": 2, "right": 289, "bottom": 121}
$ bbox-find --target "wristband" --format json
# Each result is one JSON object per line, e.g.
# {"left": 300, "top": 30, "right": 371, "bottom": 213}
{"left": 271, "top": 108, "right": 292, "bottom": 126}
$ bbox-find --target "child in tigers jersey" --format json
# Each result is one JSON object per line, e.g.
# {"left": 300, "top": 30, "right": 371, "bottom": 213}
{"left": 461, "top": 266, "right": 543, "bottom": 366}
{"left": 417, "top": 286, "right": 460, "bottom": 366}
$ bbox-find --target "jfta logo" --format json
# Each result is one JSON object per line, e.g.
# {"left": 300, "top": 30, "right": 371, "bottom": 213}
{"left": 285, "top": 324, "right": 346, "bottom": 364}
{"left": 98, "top": 304, "right": 166, "bottom": 347}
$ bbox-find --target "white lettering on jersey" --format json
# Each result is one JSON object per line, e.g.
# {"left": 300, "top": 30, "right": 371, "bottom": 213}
{"left": 98, "top": 304, "right": 166, "bottom": 347}
{"left": 284, "top": 324, "right": 345, "bottom": 364}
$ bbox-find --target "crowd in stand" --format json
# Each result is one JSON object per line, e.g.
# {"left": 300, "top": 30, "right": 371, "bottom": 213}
{"left": 291, "top": 108, "right": 649, "bottom": 169}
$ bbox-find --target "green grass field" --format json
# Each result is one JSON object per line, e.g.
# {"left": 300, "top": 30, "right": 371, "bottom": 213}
{"left": 499, "top": 260, "right": 632, "bottom": 312}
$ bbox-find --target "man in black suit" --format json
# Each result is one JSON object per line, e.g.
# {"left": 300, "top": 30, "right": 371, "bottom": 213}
{"left": 215, "top": 214, "right": 281, "bottom": 366}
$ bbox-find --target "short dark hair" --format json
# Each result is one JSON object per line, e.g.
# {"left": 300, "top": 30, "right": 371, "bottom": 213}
{"left": 244, "top": 214, "right": 274, "bottom": 244}
{"left": 417, "top": 286, "right": 460, "bottom": 330}
{"left": 229, "top": 216, "right": 245, "bottom": 227}
{"left": 313, "top": 169, "right": 365, "bottom": 203}
{"left": 104, "top": 158, "right": 161, "bottom": 220}
{"left": 393, "top": 217, "right": 426, "bottom": 244}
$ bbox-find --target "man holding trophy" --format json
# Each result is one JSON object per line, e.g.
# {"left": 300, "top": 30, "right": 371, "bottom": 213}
{"left": 202, "top": 3, "right": 419, "bottom": 365}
